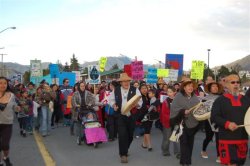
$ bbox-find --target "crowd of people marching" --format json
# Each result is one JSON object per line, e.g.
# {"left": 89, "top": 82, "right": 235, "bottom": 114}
{"left": 0, "top": 73, "right": 250, "bottom": 166}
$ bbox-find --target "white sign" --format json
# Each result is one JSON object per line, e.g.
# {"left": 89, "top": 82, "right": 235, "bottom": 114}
{"left": 30, "top": 60, "right": 42, "bottom": 77}
{"left": 88, "top": 65, "right": 100, "bottom": 84}
{"left": 163, "top": 69, "right": 178, "bottom": 83}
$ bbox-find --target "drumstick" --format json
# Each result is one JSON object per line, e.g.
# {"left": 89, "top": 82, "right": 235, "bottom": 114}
{"left": 238, "top": 124, "right": 250, "bottom": 127}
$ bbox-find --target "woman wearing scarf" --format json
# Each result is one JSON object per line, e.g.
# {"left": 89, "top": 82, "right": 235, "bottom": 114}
{"left": 71, "top": 81, "right": 98, "bottom": 144}
{"left": 170, "top": 78, "right": 200, "bottom": 166}
{"left": 200, "top": 82, "right": 223, "bottom": 163}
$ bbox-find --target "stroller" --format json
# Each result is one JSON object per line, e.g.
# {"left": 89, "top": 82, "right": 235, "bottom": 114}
{"left": 76, "top": 110, "right": 107, "bottom": 148}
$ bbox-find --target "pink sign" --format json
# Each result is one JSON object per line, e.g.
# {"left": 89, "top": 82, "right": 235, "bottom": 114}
{"left": 84, "top": 128, "right": 107, "bottom": 144}
{"left": 131, "top": 61, "right": 144, "bottom": 80}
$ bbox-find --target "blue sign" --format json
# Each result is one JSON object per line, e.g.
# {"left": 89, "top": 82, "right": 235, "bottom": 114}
{"left": 165, "top": 54, "right": 183, "bottom": 76}
{"left": 147, "top": 67, "right": 158, "bottom": 83}
{"left": 59, "top": 72, "right": 76, "bottom": 87}
{"left": 49, "top": 64, "right": 60, "bottom": 78}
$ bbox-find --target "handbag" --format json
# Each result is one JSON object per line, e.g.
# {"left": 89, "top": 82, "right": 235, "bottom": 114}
{"left": 169, "top": 121, "right": 184, "bottom": 143}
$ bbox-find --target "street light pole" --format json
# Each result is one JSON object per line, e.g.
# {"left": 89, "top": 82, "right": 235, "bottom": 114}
{"left": 0, "top": 27, "right": 16, "bottom": 77}
{"left": 207, "top": 49, "right": 211, "bottom": 76}
{"left": 0, "top": 27, "right": 16, "bottom": 34}
{"left": 154, "top": 59, "right": 163, "bottom": 69}
{"left": 0, "top": 54, "right": 7, "bottom": 76}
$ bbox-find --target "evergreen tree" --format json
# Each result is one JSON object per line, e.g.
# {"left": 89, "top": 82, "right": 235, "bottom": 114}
{"left": 110, "top": 64, "right": 119, "bottom": 70}
{"left": 23, "top": 71, "right": 31, "bottom": 85}
{"left": 203, "top": 63, "right": 214, "bottom": 81}
{"left": 82, "top": 67, "right": 88, "bottom": 74}
{"left": 217, "top": 65, "right": 230, "bottom": 79}
{"left": 63, "top": 62, "right": 71, "bottom": 72}
{"left": 70, "top": 54, "right": 80, "bottom": 71}
{"left": 43, "top": 68, "right": 50, "bottom": 76}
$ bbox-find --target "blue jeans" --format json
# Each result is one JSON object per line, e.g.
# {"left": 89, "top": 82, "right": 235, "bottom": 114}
{"left": 40, "top": 106, "right": 52, "bottom": 136}
{"left": 134, "top": 124, "right": 144, "bottom": 137}
{"left": 26, "top": 115, "right": 34, "bottom": 132}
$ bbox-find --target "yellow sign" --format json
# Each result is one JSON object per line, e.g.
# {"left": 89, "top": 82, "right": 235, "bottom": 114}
{"left": 99, "top": 57, "right": 107, "bottom": 72}
{"left": 190, "top": 60, "right": 204, "bottom": 79}
{"left": 157, "top": 69, "right": 169, "bottom": 77}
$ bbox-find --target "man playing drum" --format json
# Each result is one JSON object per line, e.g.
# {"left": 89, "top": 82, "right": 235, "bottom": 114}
{"left": 211, "top": 74, "right": 250, "bottom": 166}
{"left": 109, "top": 73, "right": 142, "bottom": 163}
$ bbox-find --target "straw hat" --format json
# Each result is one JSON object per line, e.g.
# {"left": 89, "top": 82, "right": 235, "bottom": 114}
{"left": 180, "top": 78, "right": 198, "bottom": 90}
{"left": 204, "top": 82, "right": 223, "bottom": 94}
{"left": 118, "top": 73, "right": 132, "bottom": 82}
{"left": 179, "top": 76, "right": 189, "bottom": 83}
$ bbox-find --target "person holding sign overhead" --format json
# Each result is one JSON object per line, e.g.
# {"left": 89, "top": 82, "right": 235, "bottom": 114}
{"left": 109, "top": 73, "right": 142, "bottom": 163}
{"left": 211, "top": 74, "right": 250, "bottom": 166}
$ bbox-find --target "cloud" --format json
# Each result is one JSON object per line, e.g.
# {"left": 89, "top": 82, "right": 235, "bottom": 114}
{"left": 190, "top": 0, "right": 250, "bottom": 50}
{"left": 1, "top": 0, "right": 249, "bottom": 70}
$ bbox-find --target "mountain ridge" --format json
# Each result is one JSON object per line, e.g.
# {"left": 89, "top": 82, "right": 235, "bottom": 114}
{"left": 2, "top": 55, "right": 250, "bottom": 77}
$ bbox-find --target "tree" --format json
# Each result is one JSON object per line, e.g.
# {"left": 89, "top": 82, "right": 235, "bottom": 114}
{"left": 110, "top": 64, "right": 119, "bottom": 70}
{"left": 241, "top": 73, "right": 248, "bottom": 83}
{"left": 82, "top": 67, "right": 88, "bottom": 74}
{"left": 203, "top": 63, "right": 214, "bottom": 81}
{"left": 23, "top": 71, "right": 31, "bottom": 85}
{"left": 217, "top": 65, "right": 230, "bottom": 79}
{"left": 63, "top": 62, "right": 71, "bottom": 72}
{"left": 70, "top": 54, "right": 80, "bottom": 71}
{"left": 43, "top": 68, "right": 50, "bottom": 76}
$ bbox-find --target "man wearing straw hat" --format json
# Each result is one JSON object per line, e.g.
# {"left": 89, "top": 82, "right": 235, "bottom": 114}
{"left": 109, "top": 73, "right": 142, "bottom": 163}
{"left": 211, "top": 74, "right": 250, "bottom": 166}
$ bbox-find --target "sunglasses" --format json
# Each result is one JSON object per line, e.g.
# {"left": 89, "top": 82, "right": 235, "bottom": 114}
{"left": 230, "top": 81, "right": 240, "bottom": 84}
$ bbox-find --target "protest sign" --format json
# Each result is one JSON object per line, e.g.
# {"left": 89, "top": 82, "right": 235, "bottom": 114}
{"left": 190, "top": 60, "right": 204, "bottom": 80}
{"left": 131, "top": 61, "right": 144, "bottom": 80}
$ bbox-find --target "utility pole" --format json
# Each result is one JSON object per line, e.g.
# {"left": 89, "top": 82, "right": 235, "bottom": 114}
{"left": 154, "top": 59, "right": 163, "bottom": 68}
{"left": 207, "top": 49, "right": 211, "bottom": 76}
{"left": 0, "top": 53, "right": 7, "bottom": 76}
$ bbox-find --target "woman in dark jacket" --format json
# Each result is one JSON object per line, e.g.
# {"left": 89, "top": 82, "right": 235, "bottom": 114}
{"left": 51, "top": 84, "right": 63, "bottom": 128}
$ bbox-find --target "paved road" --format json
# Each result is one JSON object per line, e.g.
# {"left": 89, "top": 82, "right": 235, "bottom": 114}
{"left": 10, "top": 120, "right": 250, "bottom": 166}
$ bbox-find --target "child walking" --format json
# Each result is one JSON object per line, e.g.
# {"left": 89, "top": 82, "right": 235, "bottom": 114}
{"left": 141, "top": 89, "right": 160, "bottom": 151}
{"left": 160, "top": 86, "right": 180, "bottom": 158}
{"left": 18, "top": 89, "right": 33, "bottom": 137}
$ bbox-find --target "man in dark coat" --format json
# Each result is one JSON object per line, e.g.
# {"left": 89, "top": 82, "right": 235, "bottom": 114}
{"left": 211, "top": 74, "right": 250, "bottom": 165}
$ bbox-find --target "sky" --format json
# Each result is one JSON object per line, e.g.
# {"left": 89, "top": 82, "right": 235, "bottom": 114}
{"left": 0, "top": 0, "right": 249, "bottom": 70}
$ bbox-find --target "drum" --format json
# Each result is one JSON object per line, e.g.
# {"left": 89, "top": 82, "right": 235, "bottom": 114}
{"left": 244, "top": 107, "right": 250, "bottom": 135}
{"left": 122, "top": 95, "right": 141, "bottom": 115}
{"left": 192, "top": 100, "right": 213, "bottom": 121}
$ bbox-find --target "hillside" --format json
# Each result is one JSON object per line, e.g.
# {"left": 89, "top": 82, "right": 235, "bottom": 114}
{"left": 81, "top": 55, "right": 132, "bottom": 70}
{"left": 3, "top": 54, "right": 250, "bottom": 77}
{"left": 214, "top": 54, "right": 250, "bottom": 71}
{"left": 3, "top": 62, "right": 50, "bottom": 77}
